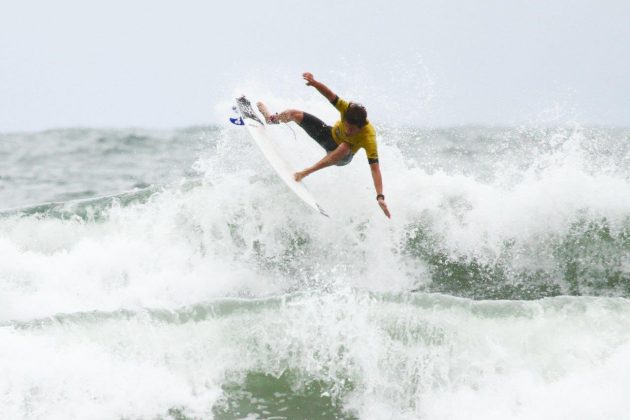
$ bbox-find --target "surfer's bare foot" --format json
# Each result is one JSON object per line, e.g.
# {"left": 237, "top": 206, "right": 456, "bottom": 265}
{"left": 256, "top": 102, "right": 279, "bottom": 124}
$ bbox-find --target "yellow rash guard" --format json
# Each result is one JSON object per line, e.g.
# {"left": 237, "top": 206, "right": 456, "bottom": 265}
{"left": 330, "top": 96, "right": 379, "bottom": 164}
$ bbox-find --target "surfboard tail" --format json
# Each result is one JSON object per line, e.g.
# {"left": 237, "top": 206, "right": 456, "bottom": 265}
{"left": 235, "top": 96, "right": 264, "bottom": 126}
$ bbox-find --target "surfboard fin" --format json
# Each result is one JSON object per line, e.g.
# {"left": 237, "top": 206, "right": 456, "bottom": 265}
{"left": 236, "top": 96, "right": 264, "bottom": 126}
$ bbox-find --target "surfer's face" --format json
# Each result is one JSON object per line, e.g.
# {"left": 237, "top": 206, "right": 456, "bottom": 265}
{"left": 343, "top": 121, "right": 361, "bottom": 136}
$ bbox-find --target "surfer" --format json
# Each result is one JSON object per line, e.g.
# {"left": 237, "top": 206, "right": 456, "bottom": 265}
{"left": 257, "top": 72, "right": 391, "bottom": 218}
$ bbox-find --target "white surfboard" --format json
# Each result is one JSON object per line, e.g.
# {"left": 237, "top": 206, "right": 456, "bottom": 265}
{"left": 234, "top": 96, "right": 329, "bottom": 217}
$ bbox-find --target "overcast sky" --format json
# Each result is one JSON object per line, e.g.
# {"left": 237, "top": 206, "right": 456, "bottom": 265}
{"left": 1, "top": 0, "right": 629, "bottom": 131}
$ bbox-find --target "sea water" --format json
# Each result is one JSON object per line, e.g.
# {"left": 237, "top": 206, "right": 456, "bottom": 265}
{"left": 1, "top": 120, "right": 629, "bottom": 419}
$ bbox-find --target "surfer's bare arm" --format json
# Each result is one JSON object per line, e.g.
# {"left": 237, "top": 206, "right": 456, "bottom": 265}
{"left": 294, "top": 143, "right": 351, "bottom": 182}
{"left": 370, "top": 162, "right": 391, "bottom": 218}
{"left": 302, "top": 72, "right": 336, "bottom": 102}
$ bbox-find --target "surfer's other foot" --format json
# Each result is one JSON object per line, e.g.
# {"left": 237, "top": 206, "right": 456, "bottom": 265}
{"left": 257, "top": 102, "right": 279, "bottom": 124}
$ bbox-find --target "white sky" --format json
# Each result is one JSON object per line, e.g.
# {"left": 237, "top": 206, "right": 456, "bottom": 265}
{"left": 1, "top": 0, "right": 629, "bottom": 131}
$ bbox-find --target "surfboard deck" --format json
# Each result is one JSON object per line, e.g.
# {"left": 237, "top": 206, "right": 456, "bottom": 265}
{"left": 234, "top": 96, "right": 329, "bottom": 217}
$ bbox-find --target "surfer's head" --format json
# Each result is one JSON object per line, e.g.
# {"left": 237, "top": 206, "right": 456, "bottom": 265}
{"left": 343, "top": 103, "right": 367, "bottom": 135}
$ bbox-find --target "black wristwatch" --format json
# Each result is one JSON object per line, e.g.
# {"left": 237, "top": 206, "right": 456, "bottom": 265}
{"left": 376, "top": 194, "right": 385, "bottom": 201}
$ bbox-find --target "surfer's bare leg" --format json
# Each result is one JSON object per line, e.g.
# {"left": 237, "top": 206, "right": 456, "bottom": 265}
{"left": 276, "top": 109, "right": 303, "bottom": 123}
{"left": 257, "top": 102, "right": 303, "bottom": 124}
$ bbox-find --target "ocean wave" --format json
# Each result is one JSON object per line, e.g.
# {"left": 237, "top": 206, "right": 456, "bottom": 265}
{"left": 0, "top": 184, "right": 165, "bottom": 221}
{"left": 2, "top": 290, "right": 630, "bottom": 419}
{"left": 403, "top": 214, "right": 630, "bottom": 299}
{"left": 2, "top": 123, "right": 630, "bottom": 418}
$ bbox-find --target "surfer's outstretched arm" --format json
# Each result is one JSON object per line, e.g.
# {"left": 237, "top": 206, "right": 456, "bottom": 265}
{"left": 302, "top": 72, "right": 336, "bottom": 102}
{"left": 294, "top": 143, "right": 351, "bottom": 182}
{"left": 370, "top": 162, "right": 391, "bottom": 218}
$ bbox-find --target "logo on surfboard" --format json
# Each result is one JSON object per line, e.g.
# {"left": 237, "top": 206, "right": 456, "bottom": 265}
{"left": 229, "top": 106, "right": 245, "bottom": 125}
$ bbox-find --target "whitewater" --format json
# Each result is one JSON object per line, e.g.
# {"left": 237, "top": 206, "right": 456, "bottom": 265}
{"left": 1, "top": 116, "right": 629, "bottom": 418}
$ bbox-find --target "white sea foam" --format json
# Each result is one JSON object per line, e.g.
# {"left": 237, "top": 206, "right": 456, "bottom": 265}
{"left": 1, "top": 122, "right": 629, "bottom": 418}
{"left": 2, "top": 292, "right": 630, "bottom": 419}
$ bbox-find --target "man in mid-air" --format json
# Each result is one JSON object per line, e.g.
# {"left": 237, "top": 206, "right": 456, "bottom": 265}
{"left": 257, "top": 72, "right": 391, "bottom": 218}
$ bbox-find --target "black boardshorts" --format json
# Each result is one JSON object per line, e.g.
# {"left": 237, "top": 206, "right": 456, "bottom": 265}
{"left": 298, "top": 112, "right": 353, "bottom": 166}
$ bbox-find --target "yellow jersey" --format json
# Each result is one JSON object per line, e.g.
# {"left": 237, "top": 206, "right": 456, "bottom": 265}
{"left": 330, "top": 96, "right": 379, "bottom": 164}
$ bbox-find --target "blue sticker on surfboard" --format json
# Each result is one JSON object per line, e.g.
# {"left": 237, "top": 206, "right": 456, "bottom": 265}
{"left": 229, "top": 106, "right": 245, "bottom": 125}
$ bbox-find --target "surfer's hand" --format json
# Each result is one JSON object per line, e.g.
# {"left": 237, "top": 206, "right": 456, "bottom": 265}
{"left": 303, "top": 72, "right": 315, "bottom": 86}
{"left": 378, "top": 197, "right": 391, "bottom": 218}
{"left": 294, "top": 170, "right": 308, "bottom": 182}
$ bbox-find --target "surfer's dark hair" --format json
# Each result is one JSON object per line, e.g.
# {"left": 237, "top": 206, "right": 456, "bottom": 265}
{"left": 344, "top": 103, "right": 368, "bottom": 128}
